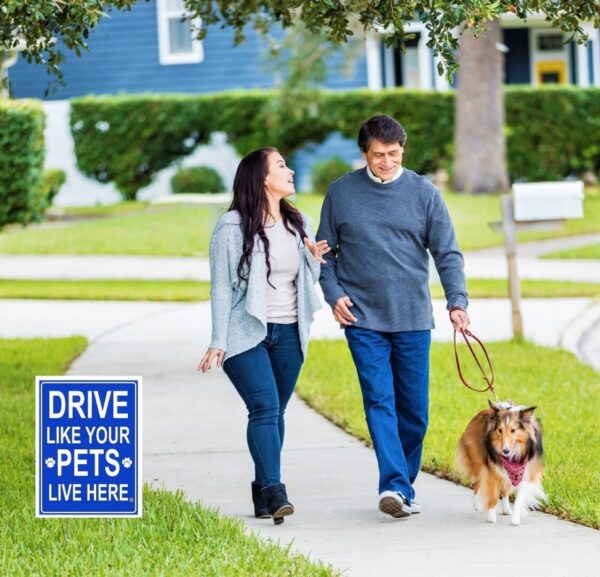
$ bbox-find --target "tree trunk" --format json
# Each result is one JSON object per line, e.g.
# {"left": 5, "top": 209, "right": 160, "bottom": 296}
{"left": 454, "top": 19, "right": 508, "bottom": 194}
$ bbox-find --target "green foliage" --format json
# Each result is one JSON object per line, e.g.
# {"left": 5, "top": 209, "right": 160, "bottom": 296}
{"left": 0, "top": 1, "right": 136, "bottom": 90}
{"left": 0, "top": 99, "right": 45, "bottom": 228}
{"left": 311, "top": 156, "right": 353, "bottom": 194}
{"left": 183, "top": 1, "right": 598, "bottom": 82}
{"left": 506, "top": 87, "right": 600, "bottom": 181}
{"left": 71, "top": 88, "right": 600, "bottom": 198}
{"left": 3, "top": 1, "right": 597, "bottom": 89}
{"left": 70, "top": 94, "right": 215, "bottom": 200}
{"left": 171, "top": 165, "right": 225, "bottom": 194}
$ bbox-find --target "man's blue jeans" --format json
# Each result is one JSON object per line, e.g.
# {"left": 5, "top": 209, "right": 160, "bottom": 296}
{"left": 223, "top": 322, "right": 303, "bottom": 488}
{"left": 345, "top": 326, "right": 431, "bottom": 501}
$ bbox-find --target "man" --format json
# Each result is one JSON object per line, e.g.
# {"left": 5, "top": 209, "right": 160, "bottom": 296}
{"left": 317, "top": 115, "right": 470, "bottom": 519}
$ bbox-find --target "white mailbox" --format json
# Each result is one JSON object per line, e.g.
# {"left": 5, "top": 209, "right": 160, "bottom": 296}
{"left": 512, "top": 181, "right": 584, "bottom": 222}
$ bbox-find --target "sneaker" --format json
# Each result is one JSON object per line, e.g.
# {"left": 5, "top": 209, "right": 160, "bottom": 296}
{"left": 409, "top": 500, "right": 421, "bottom": 514}
{"left": 378, "top": 491, "right": 411, "bottom": 518}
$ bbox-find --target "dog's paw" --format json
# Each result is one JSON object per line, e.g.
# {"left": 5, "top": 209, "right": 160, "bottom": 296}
{"left": 501, "top": 497, "right": 512, "bottom": 515}
{"left": 486, "top": 509, "right": 497, "bottom": 523}
{"left": 510, "top": 514, "right": 521, "bottom": 526}
{"left": 473, "top": 494, "right": 484, "bottom": 512}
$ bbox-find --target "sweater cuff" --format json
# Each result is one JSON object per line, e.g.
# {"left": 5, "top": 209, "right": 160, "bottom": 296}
{"left": 447, "top": 296, "right": 468, "bottom": 311}
{"left": 324, "top": 286, "right": 347, "bottom": 309}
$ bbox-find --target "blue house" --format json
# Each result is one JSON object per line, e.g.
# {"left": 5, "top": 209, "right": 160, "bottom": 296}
{"left": 7, "top": 1, "right": 600, "bottom": 201}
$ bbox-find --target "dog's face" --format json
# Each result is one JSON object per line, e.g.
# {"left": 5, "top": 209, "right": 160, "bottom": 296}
{"left": 486, "top": 401, "right": 537, "bottom": 461}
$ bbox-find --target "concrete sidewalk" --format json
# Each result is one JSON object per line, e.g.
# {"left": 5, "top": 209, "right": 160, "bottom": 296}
{"left": 0, "top": 297, "right": 592, "bottom": 348}
{"left": 4, "top": 297, "right": 599, "bottom": 576}
{"left": 2, "top": 233, "right": 600, "bottom": 282}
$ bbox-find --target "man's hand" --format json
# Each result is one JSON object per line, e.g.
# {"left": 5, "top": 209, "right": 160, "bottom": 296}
{"left": 334, "top": 296, "right": 357, "bottom": 326}
{"left": 450, "top": 308, "right": 470, "bottom": 331}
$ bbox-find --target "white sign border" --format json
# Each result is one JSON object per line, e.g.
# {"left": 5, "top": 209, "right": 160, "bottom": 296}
{"left": 35, "top": 375, "right": 143, "bottom": 519}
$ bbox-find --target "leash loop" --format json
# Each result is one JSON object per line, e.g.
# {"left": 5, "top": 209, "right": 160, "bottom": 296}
{"left": 453, "top": 328, "right": 499, "bottom": 402}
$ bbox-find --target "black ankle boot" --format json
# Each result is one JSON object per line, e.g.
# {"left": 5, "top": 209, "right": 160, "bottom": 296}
{"left": 251, "top": 482, "right": 270, "bottom": 519}
{"left": 261, "top": 483, "right": 294, "bottom": 525}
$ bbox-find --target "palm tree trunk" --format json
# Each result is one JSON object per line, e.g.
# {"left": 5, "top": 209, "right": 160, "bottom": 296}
{"left": 454, "top": 19, "right": 508, "bottom": 194}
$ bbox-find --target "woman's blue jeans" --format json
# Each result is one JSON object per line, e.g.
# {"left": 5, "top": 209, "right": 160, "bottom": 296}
{"left": 345, "top": 326, "right": 431, "bottom": 501}
{"left": 223, "top": 322, "right": 303, "bottom": 489}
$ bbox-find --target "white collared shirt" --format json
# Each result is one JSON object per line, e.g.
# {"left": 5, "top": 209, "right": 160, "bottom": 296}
{"left": 366, "top": 164, "right": 404, "bottom": 184}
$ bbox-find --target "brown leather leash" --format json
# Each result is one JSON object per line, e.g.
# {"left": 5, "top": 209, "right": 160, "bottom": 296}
{"left": 453, "top": 328, "right": 500, "bottom": 402}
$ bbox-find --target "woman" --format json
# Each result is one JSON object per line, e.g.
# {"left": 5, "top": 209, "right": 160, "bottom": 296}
{"left": 198, "top": 147, "right": 329, "bottom": 525}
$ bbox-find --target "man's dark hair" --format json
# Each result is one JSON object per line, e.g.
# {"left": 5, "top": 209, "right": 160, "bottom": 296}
{"left": 357, "top": 115, "right": 407, "bottom": 153}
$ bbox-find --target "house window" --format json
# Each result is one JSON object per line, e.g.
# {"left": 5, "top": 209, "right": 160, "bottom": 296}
{"left": 538, "top": 34, "right": 564, "bottom": 52}
{"left": 157, "top": 0, "right": 203, "bottom": 65}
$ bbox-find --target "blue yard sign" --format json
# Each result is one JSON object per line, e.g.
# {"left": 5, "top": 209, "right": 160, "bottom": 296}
{"left": 36, "top": 377, "right": 142, "bottom": 518}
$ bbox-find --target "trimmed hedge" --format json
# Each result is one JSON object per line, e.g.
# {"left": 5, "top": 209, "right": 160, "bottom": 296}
{"left": 171, "top": 165, "right": 225, "bottom": 194}
{"left": 70, "top": 94, "right": 215, "bottom": 201}
{"left": 0, "top": 99, "right": 45, "bottom": 228}
{"left": 71, "top": 87, "right": 600, "bottom": 199}
{"left": 505, "top": 86, "right": 600, "bottom": 181}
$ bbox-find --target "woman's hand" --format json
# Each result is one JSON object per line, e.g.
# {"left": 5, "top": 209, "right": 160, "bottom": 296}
{"left": 304, "top": 237, "right": 330, "bottom": 263}
{"left": 197, "top": 348, "right": 225, "bottom": 373}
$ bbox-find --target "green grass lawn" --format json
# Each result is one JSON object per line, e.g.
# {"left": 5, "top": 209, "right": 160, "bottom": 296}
{"left": 434, "top": 278, "right": 600, "bottom": 298}
{"left": 543, "top": 243, "right": 600, "bottom": 260}
{"left": 0, "top": 204, "right": 215, "bottom": 256}
{"left": 1, "top": 188, "right": 599, "bottom": 256}
{"left": 0, "top": 279, "right": 211, "bottom": 301}
{"left": 1, "top": 278, "right": 598, "bottom": 301}
{"left": 297, "top": 339, "right": 600, "bottom": 529}
{"left": 1, "top": 337, "right": 336, "bottom": 577}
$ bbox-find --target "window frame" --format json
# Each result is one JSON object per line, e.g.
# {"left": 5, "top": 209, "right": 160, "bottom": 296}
{"left": 156, "top": 0, "right": 204, "bottom": 65}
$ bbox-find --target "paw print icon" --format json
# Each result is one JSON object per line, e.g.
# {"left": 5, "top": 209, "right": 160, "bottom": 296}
{"left": 45, "top": 457, "right": 56, "bottom": 468}
{"left": 122, "top": 458, "right": 132, "bottom": 468}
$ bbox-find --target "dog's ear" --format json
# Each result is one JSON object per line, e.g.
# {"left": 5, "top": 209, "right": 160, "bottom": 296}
{"left": 519, "top": 406, "right": 537, "bottom": 421}
{"left": 488, "top": 399, "right": 501, "bottom": 411}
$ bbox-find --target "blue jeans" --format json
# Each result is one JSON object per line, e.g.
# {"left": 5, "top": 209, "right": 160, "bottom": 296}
{"left": 345, "top": 326, "right": 431, "bottom": 501}
{"left": 223, "top": 322, "right": 303, "bottom": 488}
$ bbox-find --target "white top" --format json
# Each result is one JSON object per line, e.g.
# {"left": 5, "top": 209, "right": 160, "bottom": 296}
{"left": 264, "top": 219, "right": 300, "bottom": 323}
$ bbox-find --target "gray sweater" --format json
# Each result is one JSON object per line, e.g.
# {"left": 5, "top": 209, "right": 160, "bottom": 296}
{"left": 317, "top": 167, "right": 468, "bottom": 332}
{"left": 209, "top": 210, "right": 322, "bottom": 360}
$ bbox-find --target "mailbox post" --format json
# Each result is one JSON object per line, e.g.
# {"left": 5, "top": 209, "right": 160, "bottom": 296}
{"left": 492, "top": 181, "right": 584, "bottom": 340}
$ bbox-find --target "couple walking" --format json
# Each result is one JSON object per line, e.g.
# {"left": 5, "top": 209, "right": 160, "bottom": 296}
{"left": 199, "top": 115, "right": 470, "bottom": 523}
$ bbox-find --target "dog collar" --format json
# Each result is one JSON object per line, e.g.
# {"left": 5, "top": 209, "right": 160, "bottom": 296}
{"left": 499, "top": 455, "right": 528, "bottom": 486}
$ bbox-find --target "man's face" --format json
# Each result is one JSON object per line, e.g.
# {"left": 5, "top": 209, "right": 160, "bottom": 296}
{"left": 362, "top": 139, "right": 404, "bottom": 181}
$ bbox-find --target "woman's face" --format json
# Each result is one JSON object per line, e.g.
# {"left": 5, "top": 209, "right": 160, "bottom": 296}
{"left": 264, "top": 152, "right": 295, "bottom": 199}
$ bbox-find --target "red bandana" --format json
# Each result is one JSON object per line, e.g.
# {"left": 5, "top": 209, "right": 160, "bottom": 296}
{"left": 499, "top": 455, "right": 528, "bottom": 486}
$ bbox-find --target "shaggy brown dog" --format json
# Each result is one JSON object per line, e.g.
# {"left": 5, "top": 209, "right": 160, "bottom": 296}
{"left": 456, "top": 400, "right": 545, "bottom": 525}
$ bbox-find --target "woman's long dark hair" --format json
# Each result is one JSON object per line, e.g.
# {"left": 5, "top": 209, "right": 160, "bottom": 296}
{"left": 229, "top": 147, "right": 307, "bottom": 284}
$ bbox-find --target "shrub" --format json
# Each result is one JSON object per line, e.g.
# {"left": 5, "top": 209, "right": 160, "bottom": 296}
{"left": 0, "top": 99, "right": 45, "bottom": 228}
{"left": 171, "top": 166, "right": 225, "bottom": 194}
{"left": 311, "top": 157, "right": 353, "bottom": 194}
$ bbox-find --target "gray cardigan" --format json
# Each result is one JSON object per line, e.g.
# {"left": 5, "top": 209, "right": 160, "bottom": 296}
{"left": 209, "top": 210, "right": 322, "bottom": 360}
